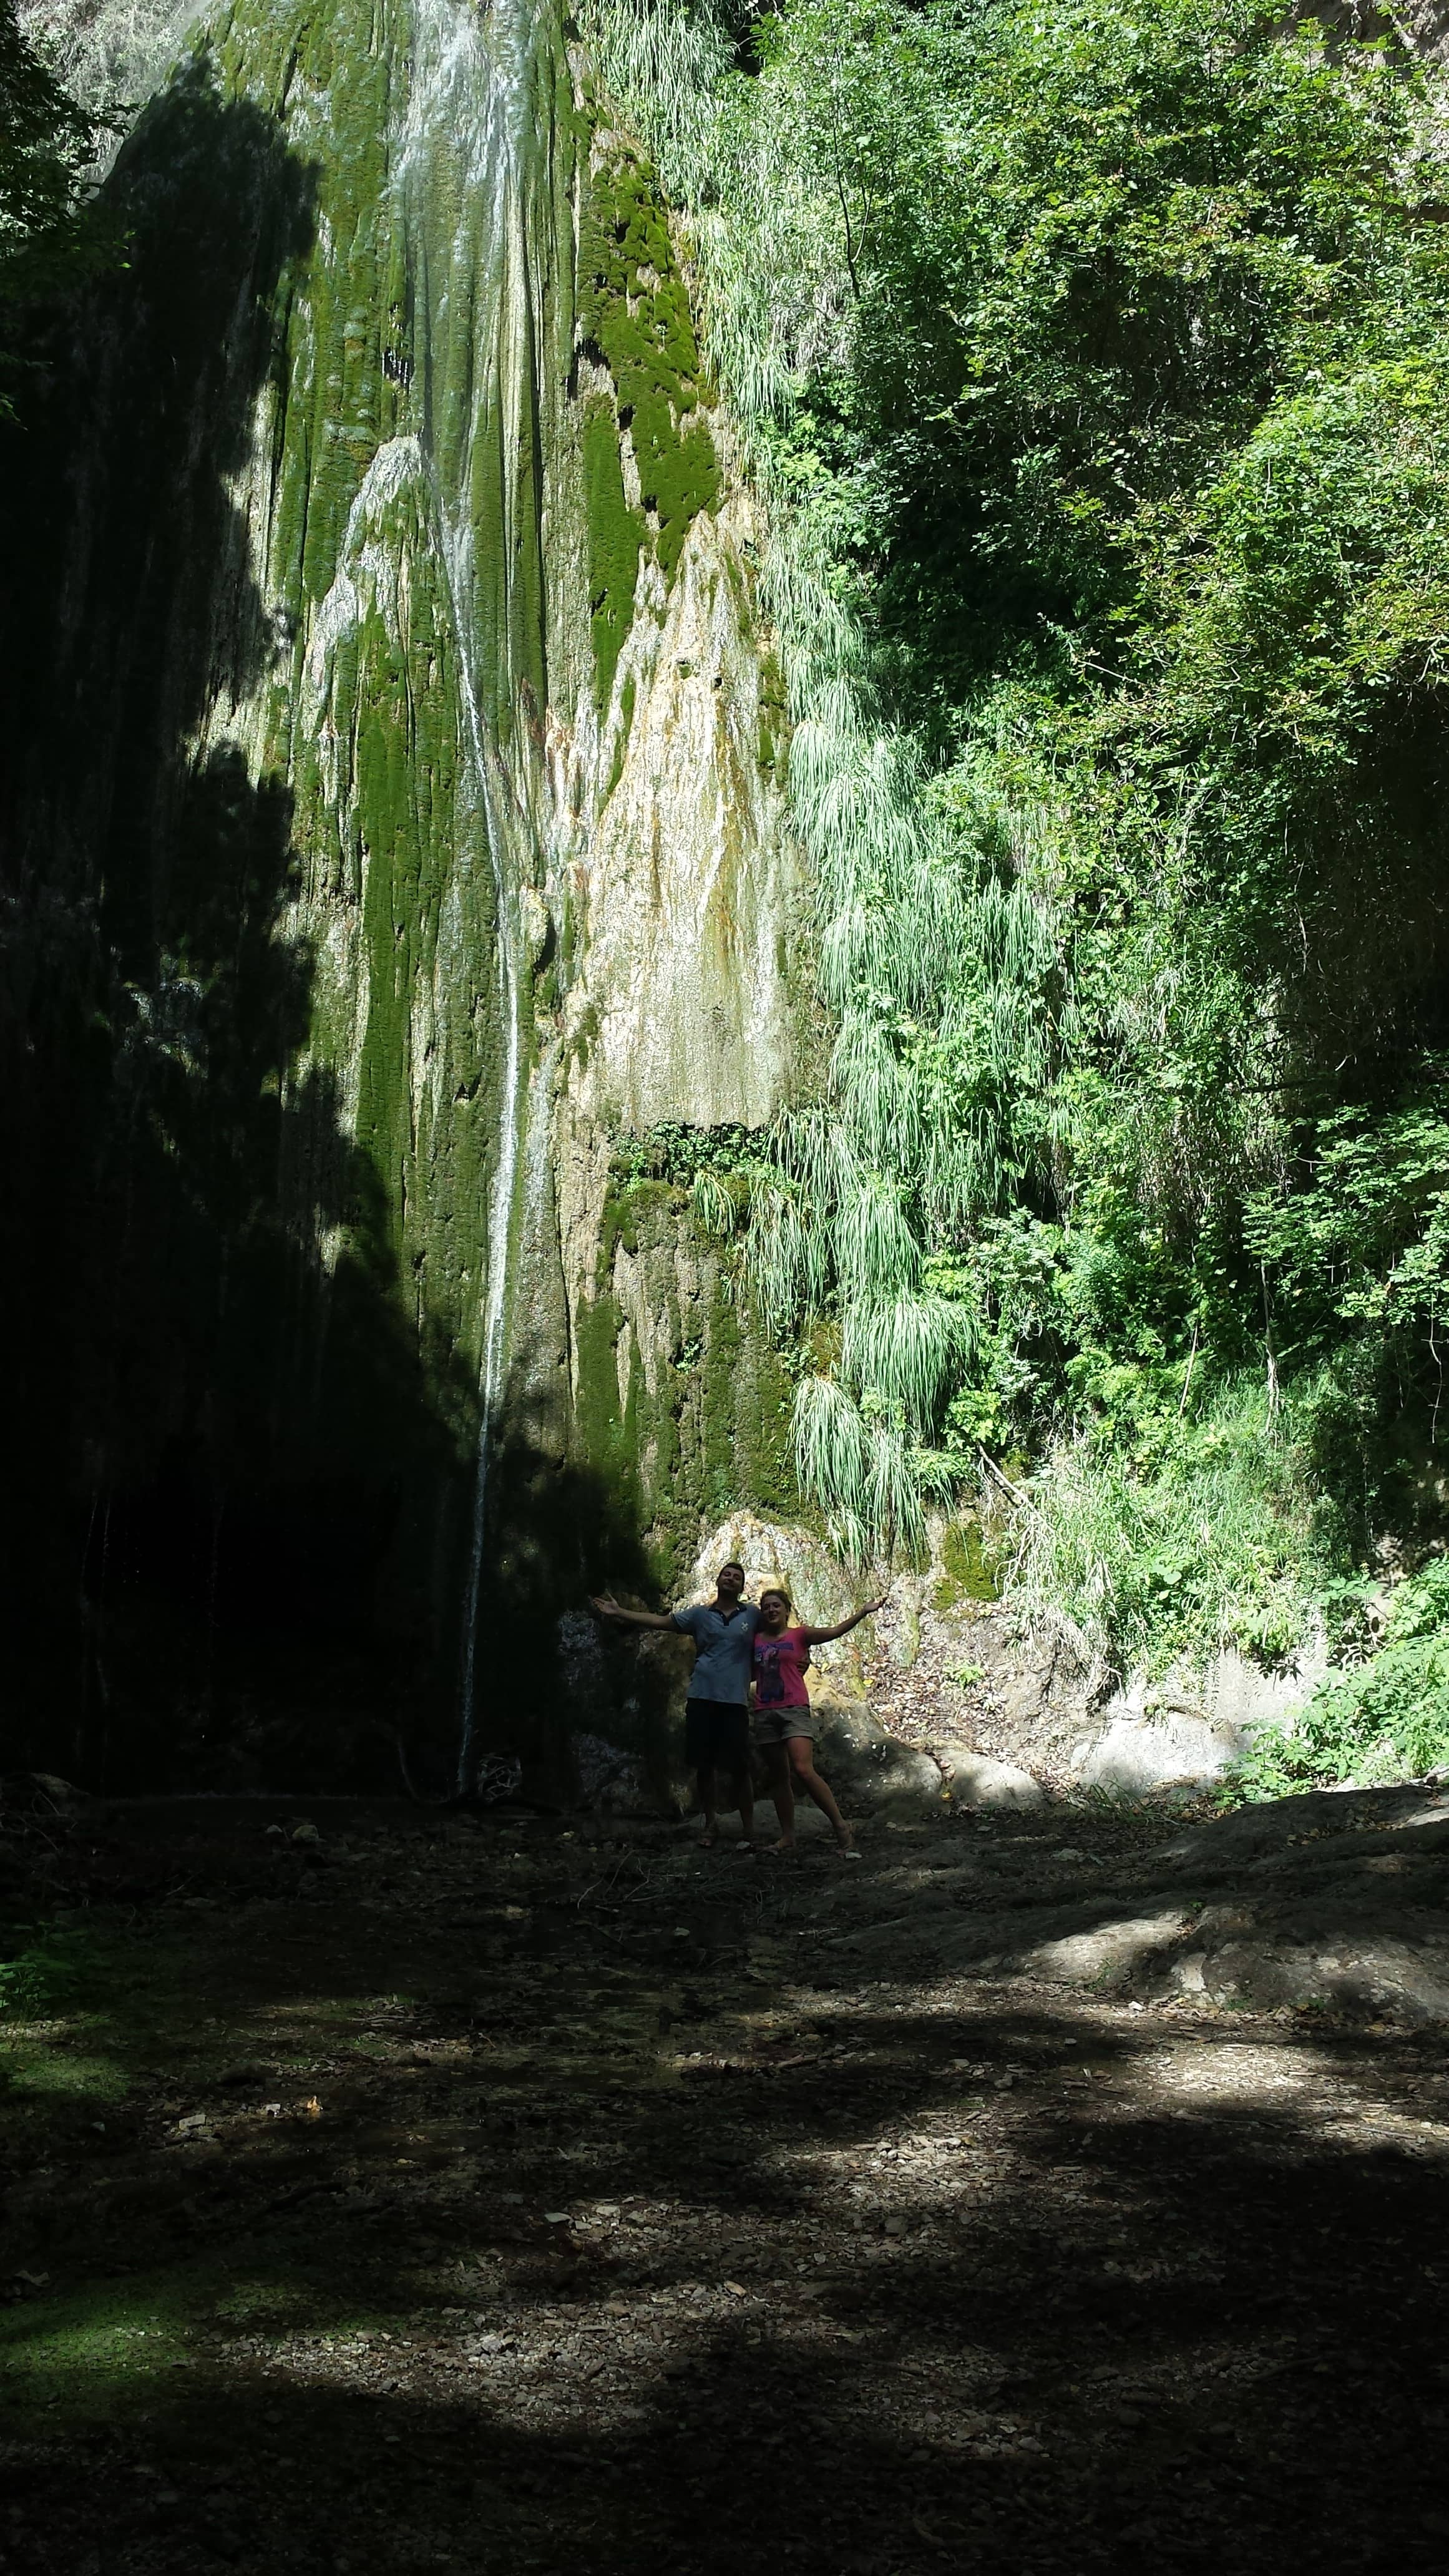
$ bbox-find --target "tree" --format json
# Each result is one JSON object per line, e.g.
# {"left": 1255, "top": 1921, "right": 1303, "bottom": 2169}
{"left": 0, "top": 0, "right": 113, "bottom": 413}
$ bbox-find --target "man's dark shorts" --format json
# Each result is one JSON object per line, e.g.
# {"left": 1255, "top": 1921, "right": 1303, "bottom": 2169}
{"left": 685, "top": 1697, "right": 750, "bottom": 1770}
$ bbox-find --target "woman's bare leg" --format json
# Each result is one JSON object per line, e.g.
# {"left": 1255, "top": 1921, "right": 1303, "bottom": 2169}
{"left": 768, "top": 1744, "right": 796, "bottom": 1847}
{"left": 696, "top": 1764, "right": 718, "bottom": 1845}
{"left": 786, "top": 1734, "right": 853, "bottom": 1847}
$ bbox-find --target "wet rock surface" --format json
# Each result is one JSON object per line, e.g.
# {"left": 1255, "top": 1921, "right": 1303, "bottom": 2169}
{"left": 2, "top": 1777, "right": 1447, "bottom": 2572}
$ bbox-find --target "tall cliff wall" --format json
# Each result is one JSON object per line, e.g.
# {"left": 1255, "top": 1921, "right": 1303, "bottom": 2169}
{"left": 0, "top": 0, "right": 801, "bottom": 1793}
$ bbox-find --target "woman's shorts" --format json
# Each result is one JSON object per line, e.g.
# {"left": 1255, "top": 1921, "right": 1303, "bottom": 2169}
{"left": 684, "top": 1697, "right": 751, "bottom": 1769}
{"left": 753, "top": 1708, "right": 817, "bottom": 1747}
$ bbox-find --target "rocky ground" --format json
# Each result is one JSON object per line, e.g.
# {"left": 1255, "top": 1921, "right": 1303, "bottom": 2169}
{"left": 2, "top": 1775, "right": 1448, "bottom": 2574}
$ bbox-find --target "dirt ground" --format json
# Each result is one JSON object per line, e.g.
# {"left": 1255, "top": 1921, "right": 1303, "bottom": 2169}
{"left": 2, "top": 1783, "right": 1448, "bottom": 2574}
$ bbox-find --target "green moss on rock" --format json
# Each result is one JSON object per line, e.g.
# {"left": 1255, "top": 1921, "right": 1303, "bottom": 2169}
{"left": 757, "top": 645, "right": 789, "bottom": 781}
{"left": 577, "top": 144, "right": 721, "bottom": 702}
{"left": 934, "top": 1515, "right": 1004, "bottom": 1609}
{"left": 582, "top": 392, "right": 643, "bottom": 715}
{"left": 573, "top": 1161, "right": 799, "bottom": 1594}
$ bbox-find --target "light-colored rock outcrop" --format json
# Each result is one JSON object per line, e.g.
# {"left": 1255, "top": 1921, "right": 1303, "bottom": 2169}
{"left": 804, "top": 1780, "right": 1449, "bottom": 2022}
{"left": 1068, "top": 1645, "right": 1327, "bottom": 1795}
{"left": 930, "top": 1742, "right": 1045, "bottom": 1810}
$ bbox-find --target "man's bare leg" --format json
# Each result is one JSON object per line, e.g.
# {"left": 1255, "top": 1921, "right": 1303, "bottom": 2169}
{"left": 697, "top": 1765, "right": 718, "bottom": 1847}
{"left": 786, "top": 1736, "right": 854, "bottom": 1848}
{"left": 768, "top": 1744, "right": 796, "bottom": 1847}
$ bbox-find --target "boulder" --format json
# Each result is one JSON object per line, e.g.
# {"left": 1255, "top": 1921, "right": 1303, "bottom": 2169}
{"left": 1069, "top": 1642, "right": 1328, "bottom": 1795}
{"left": 930, "top": 1736, "right": 1043, "bottom": 1810}
{"left": 694, "top": 1698, "right": 942, "bottom": 1818}
{"left": 811, "top": 1699, "right": 948, "bottom": 1815}
{"left": 569, "top": 1732, "right": 648, "bottom": 1812}
{"left": 690, "top": 1516, "right": 878, "bottom": 1697}
{"left": 1071, "top": 1705, "right": 1241, "bottom": 1796}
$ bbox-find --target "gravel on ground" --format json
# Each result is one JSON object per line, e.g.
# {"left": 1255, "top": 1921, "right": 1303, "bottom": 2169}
{"left": 2, "top": 1782, "right": 1447, "bottom": 2573}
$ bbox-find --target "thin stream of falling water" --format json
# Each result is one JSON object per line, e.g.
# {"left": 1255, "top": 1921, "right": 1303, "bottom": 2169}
{"left": 452, "top": 723, "right": 525, "bottom": 1793}
{"left": 396, "top": 0, "right": 540, "bottom": 1790}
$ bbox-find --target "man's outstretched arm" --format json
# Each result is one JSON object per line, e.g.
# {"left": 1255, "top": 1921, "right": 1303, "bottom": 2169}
{"left": 590, "top": 1593, "right": 677, "bottom": 1634}
{"left": 798, "top": 1594, "right": 888, "bottom": 1646}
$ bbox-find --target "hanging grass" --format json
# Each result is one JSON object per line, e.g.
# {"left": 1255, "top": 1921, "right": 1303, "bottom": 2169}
{"left": 580, "top": 0, "right": 1058, "bottom": 1566}
{"left": 582, "top": 1, "right": 1449, "bottom": 1677}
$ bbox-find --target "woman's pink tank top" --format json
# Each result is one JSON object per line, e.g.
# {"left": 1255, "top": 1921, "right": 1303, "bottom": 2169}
{"left": 753, "top": 1626, "right": 811, "bottom": 1709}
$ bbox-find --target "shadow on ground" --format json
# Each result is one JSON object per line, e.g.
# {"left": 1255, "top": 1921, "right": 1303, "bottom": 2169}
{"left": 2, "top": 1786, "right": 1448, "bottom": 2573}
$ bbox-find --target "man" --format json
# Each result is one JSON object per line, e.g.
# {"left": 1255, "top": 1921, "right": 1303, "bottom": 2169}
{"left": 590, "top": 1563, "right": 759, "bottom": 1848}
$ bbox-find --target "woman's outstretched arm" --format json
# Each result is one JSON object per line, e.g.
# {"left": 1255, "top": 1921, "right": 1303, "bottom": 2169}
{"left": 798, "top": 1594, "right": 888, "bottom": 1647}
{"left": 590, "top": 1592, "right": 677, "bottom": 1634}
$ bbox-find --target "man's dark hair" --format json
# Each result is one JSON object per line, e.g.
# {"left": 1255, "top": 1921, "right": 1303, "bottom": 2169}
{"left": 718, "top": 1560, "right": 746, "bottom": 1580}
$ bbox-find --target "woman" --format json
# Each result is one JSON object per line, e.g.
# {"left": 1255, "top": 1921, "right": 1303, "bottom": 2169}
{"left": 753, "top": 1585, "right": 886, "bottom": 1855}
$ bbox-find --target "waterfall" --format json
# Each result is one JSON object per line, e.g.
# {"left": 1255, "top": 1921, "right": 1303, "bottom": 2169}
{"left": 3, "top": 0, "right": 795, "bottom": 1791}
{"left": 451, "top": 744, "right": 526, "bottom": 1795}
{"left": 394, "top": 0, "right": 558, "bottom": 1789}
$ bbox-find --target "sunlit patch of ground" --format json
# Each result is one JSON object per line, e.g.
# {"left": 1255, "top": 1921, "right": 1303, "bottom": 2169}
{"left": 2, "top": 1790, "right": 1448, "bottom": 2572}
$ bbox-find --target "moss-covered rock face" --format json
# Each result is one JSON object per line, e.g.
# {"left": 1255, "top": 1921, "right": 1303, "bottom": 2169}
{"left": 580, "top": 1171, "right": 799, "bottom": 1584}
{"left": 582, "top": 388, "right": 643, "bottom": 715}
{"left": 575, "top": 139, "right": 723, "bottom": 725}
{"left": 580, "top": 144, "right": 721, "bottom": 603}
{"left": 1, "top": 0, "right": 799, "bottom": 1793}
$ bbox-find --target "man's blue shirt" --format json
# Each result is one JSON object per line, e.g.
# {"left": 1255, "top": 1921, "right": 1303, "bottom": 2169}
{"left": 670, "top": 1600, "right": 761, "bottom": 1704}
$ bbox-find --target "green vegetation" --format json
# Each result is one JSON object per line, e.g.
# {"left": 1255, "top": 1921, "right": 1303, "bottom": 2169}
{"left": 588, "top": 1, "right": 1449, "bottom": 1718}
{"left": 0, "top": 1900, "right": 453, "bottom": 2438}
{"left": 583, "top": 389, "right": 643, "bottom": 710}
{"left": 0, "top": 0, "right": 115, "bottom": 410}
{"left": 580, "top": 1141, "right": 800, "bottom": 1594}
{"left": 0, "top": 1921, "right": 94, "bottom": 2024}
{"left": 1237, "top": 1557, "right": 1449, "bottom": 1797}
{"left": 934, "top": 1516, "right": 1001, "bottom": 1611}
{"left": 580, "top": 141, "right": 721, "bottom": 705}
{"left": 2, "top": 0, "right": 610, "bottom": 1776}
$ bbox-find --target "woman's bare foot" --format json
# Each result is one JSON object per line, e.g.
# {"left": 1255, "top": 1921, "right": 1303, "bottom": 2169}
{"left": 700, "top": 1826, "right": 718, "bottom": 1849}
{"left": 771, "top": 1835, "right": 798, "bottom": 1853}
{"left": 834, "top": 1823, "right": 859, "bottom": 1858}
